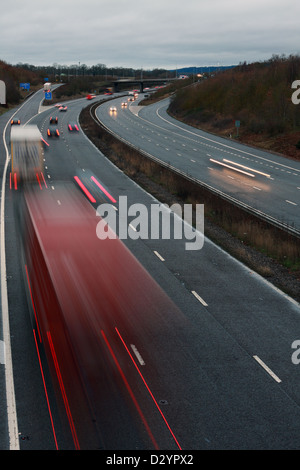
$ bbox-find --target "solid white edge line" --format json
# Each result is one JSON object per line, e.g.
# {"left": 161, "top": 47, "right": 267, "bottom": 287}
{"left": 0, "top": 340, "right": 5, "bottom": 364}
{"left": 2, "top": 116, "right": 20, "bottom": 449}
{"left": 253, "top": 355, "right": 281, "bottom": 383}
{"left": 1, "top": 89, "right": 54, "bottom": 448}
{"left": 155, "top": 100, "right": 300, "bottom": 174}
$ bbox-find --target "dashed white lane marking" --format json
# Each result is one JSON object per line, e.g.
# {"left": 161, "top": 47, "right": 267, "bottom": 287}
{"left": 131, "top": 344, "right": 145, "bottom": 365}
{"left": 154, "top": 250, "right": 165, "bottom": 261}
{"left": 286, "top": 200, "right": 297, "bottom": 206}
{"left": 253, "top": 355, "right": 281, "bottom": 383}
{"left": 129, "top": 223, "right": 137, "bottom": 232}
{"left": 191, "top": 290, "right": 208, "bottom": 307}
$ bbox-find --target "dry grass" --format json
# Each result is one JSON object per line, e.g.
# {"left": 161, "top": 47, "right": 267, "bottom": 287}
{"left": 80, "top": 103, "right": 300, "bottom": 300}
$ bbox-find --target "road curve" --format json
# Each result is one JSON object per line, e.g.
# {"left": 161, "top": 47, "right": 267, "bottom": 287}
{"left": 1, "top": 91, "right": 300, "bottom": 450}
{"left": 95, "top": 96, "right": 300, "bottom": 231}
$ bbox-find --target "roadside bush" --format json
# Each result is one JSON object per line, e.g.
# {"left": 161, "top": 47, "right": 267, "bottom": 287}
{"left": 170, "top": 55, "right": 300, "bottom": 137}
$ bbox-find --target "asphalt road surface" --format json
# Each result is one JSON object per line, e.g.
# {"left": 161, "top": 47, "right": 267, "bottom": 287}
{"left": 95, "top": 95, "right": 300, "bottom": 231}
{"left": 1, "top": 89, "right": 300, "bottom": 450}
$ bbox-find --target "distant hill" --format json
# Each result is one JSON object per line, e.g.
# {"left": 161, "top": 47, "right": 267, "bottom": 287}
{"left": 168, "top": 56, "right": 300, "bottom": 159}
{"left": 170, "top": 66, "right": 236, "bottom": 75}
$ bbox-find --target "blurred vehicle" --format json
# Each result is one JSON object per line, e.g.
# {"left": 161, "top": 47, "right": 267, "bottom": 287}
{"left": 49, "top": 116, "right": 58, "bottom": 124}
{"left": 20, "top": 182, "right": 183, "bottom": 449}
{"left": 47, "top": 128, "right": 60, "bottom": 137}
{"left": 121, "top": 102, "right": 127, "bottom": 107}
{"left": 110, "top": 106, "right": 117, "bottom": 112}
{"left": 128, "top": 97, "right": 134, "bottom": 102}
{"left": 11, "top": 118, "right": 20, "bottom": 125}
{"left": 104, "top": 87, "right": 114, "bottom": 95}
{"left": 10, "top": 125, "right": 44, "bottom": 182}
{"left": 104, "top": 87, "right": 113, "bottom": 95}
{"left": 86, "top": 94, "right": 96, "bottom": 100}
{"left": 55, "top": 103, "right": 62, "bottom": 108}
{"left": 44, "top": 82, "right": 51, "bottom": 92}
{"left": 59, "top": 106, "right": 68, "bottom": 112}
{"left": 68, "top": 122, "right": 79, "bottom": 131}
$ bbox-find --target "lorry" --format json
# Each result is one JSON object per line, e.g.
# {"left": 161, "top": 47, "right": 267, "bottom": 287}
{"left": 10, "top": 125, "right": 44, "bottom": 183}
{"left": 44, "top": 82, "right": 51, "bottom": 92}
{"left": 21, "top": 182, "right": 181, "bottom": 449}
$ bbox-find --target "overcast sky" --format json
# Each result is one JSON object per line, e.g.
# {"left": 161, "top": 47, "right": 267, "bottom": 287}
{"left": 1, "top": 0, "right": 300, "bottom": 70}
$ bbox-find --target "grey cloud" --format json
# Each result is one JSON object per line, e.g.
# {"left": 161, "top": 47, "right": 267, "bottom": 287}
{"left": 1, "top": 0, "right": 300, "bottom": 68}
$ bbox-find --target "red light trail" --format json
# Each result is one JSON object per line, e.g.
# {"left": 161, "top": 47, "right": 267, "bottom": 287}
{"left": 74, "top": 176, "right": 96, "bottom": 203}
{"left": 115, "top": 327, "right": 182, "bottom": 450}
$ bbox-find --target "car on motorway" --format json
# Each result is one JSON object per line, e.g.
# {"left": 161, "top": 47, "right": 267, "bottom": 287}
{"left": 55, "top": 103, "right": 62, "bottom": 108}
{"left": 110, "top": 106, "right": 117, "bottom": 112}
{"left": 49, "top": 116, "right": 58, "bottom": 124}
{"left": 11, "top": 118, "right": 20, "bottom": 125}
{"left": 68, "top": 122, "right": 79, "bottom": 131}
{"left": 128, "top": 97, "right": 134, "bottom": 102}
{"left": 47, "top": 128, "right": 60, "bottom": 137}
{"left": 121, "top": 101, "right": 127, "bottom": 107}
{"left": 86, "top": 94, "right": 96, "bottom": 100}
{"left": 59, "top": 105, "right": 68, "bottom": 112}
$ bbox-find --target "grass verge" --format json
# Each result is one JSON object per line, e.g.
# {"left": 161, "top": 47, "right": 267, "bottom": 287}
{"left": 80, "top": 102, "right": 300, "bottom": 303}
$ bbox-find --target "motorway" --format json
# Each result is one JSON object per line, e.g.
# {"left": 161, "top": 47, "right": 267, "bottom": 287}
{"left": 0, "top": 88, "right": 300, "bottom": 450}
{"left": 95, "top": 96, "right": 300, "bottom": 231}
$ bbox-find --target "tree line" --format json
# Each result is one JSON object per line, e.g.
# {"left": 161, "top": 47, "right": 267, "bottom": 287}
{"left": 169, "top": 55, "right": 300, "bottom": 137}
{"left": 0, "top": 59, "right": 177, "bottom": 105}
